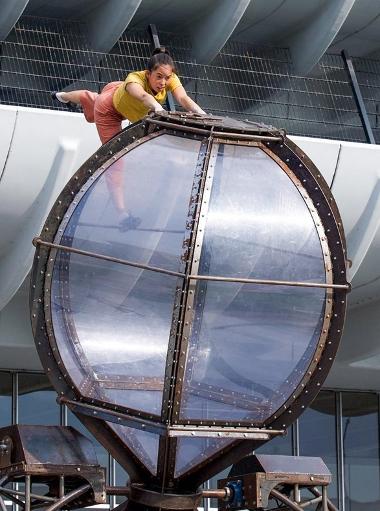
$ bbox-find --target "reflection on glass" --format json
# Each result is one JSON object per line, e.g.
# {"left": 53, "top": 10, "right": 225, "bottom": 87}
{"left": 51, "top": 135, "right": 200, "bottom": 415}
{"left": 18, "top": 373, "right": 59, "bottom": 425}
{"left": 198, "top": 145, "right": 325, "bottom": 282}
{"left": 110, "top": 423, "right": 159, "bottom": 475}
{"left": 175, "top": 437, "right": 233, "bottom": 477}
{"left": 342, "top": 392, "right": 380, "bottom": 511}
{"left": 67, "top": 410, "right": 109, "bottom": 472}
{"left": 0, "top": 371, "right": 11, "bottom": 427}
{"left": 256, "top": 428, "right": 293, "bottom": 456}
{"left": 180, "top": 144, "right": 326, "bottom": 423}
{"left": 299, "top": 391, "right": 338, "bottom": 504}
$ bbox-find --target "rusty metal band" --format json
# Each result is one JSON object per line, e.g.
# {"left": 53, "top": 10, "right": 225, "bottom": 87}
{"left": 146, "top": 118, "right": 284, "bottom": 141}
{"left": 105, "top": 486, "right": 130, "bottom": 496}
{"left": 61, "top": 397, "right": 166, "bottom": 435}
{"left": 105, "top": 485, "right": 231, "bottom": 500}
{"left": 128, "top": 484, "right": 203, "bottom": 510}
{"left": 168, "top": 425, "right": 284, "bottom": 439}
{"left": 33, "top": 238, "right": 349, "bottom": 291}
{"left": 61, "top": 397, "right": 281, "bottom": 439}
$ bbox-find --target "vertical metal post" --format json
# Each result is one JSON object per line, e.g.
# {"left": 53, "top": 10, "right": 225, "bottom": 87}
{"left": 148, "top": 24, "right": 160, "bottom": 51}
{"left": 109, "top": 456, "right": 116, "bottom": 510}
{"left": 336, "top": 392, "right": 345, "bottom": 511}
{"left": 322, "top": 485, "right": 328, "bottom": 511}
{"left": 11, "top": 373, "right": 18, "bottom": 511}
{"left": 60, "top": 404, "right": 67, "bottom": 426}
{"left": 292, "top": 420, "right": 300, "bottom": 456}
{"left": 11, "top": 373, "right": 18, "bottom": 425}
{"left": 59, "top": 476, "right": 65, "bottom": 499}
{"left": 24, "top": 475, "right": 31, "bottom": 511}
{"left": 294, "top": 484, "right": 300, "bottom": 504}
{"left": 147, "top": 24, "right": 176, "bottom": 112}
{"left": 341, "top": 49, "right": 376, "bottom": 144}
{"left": 203, "top": 479, "right": 210, "bottom": 511}
{"left": 292, "top": 421, "right": 300, "bottom": 507}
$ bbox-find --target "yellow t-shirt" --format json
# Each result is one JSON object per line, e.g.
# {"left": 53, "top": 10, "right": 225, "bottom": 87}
{"left": 112, "top": 70, "right": 182, "bottom": 122}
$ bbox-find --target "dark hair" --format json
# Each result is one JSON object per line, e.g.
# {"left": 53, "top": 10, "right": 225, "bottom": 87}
{"left": 147, "top": 47, "right": 176, "bottom": 73}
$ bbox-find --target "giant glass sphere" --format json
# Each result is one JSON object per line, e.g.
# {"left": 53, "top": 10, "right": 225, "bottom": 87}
{"left": 31, "top": 113, "right": 348, "bottom": 497}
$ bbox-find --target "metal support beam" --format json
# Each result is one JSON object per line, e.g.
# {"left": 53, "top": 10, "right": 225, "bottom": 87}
{"left": 191, "top": 0, "right": 251, "bottom": 64}
{"left": 86, "top": 0, "right": 142, "bottom": 53}
{"left": 336, "top": 392, "right": 345, "bottom": 511}
{"left": 284, "top": 0, "right": 355, "bottom": 75}
{"left": 11, "top": 373, "right": 18, "bottom": 425}
{"left": 292, "top": 420, "right": 300, "bottom": 456}
{"left": 0, "top": 0, "right": 28, "bottom": 41}
{"left": 342, "top": 49, "right": 376, "bottom": 144}
{"left": 148, "top": 24, "right": 176, "bottom": 112}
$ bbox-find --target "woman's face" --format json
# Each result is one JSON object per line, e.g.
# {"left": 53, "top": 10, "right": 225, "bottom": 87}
{"left": 147, "top": 64, "right": 173, "bottom": 93}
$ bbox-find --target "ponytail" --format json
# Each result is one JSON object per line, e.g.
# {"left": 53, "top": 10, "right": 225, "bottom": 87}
{"left": 147, "top": 47, "right": 176, "bottom": 73}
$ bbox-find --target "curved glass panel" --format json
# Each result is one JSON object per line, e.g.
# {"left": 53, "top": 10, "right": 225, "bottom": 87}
{"left": 51, "top": 135, "right": 201, "bottom": 414}
{"left": 180, "top": 144, "right": 326, "bottom": 423}
{"left": 175, "top": 437, "right": 233, "bottom": 477}
{"left": 109, "top": 423, "right": 160, "bottom": 475}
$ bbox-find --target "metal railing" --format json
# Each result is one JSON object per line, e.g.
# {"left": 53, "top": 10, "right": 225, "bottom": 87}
{"left": 1, "top": 15, "right": 380, "bottom": 143}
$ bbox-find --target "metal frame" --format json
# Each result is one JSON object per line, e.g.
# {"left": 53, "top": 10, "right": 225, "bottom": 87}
{"left": 30, "top": 112, "right": 349, "bottom": 496}
{"left": 0, "top": 476, "right": 92, "bottom": 511}
{"left": 0, "top": 425, "right": 106, "bottom": 511}
{"left": 341, "top": 49, "right": 376, "bottom": 145}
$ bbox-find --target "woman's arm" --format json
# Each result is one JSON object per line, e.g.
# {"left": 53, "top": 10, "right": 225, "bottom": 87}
{"left": 125, "top": 82, "right": 165, "bottom": 112}
{"left": 172, "top": 86, "right": 206, "bottom": 115}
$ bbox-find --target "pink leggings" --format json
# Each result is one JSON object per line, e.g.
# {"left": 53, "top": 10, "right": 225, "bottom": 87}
{"left": 79, "top": 81, "right": 124, "bottom": 144}
{"left": 79, "top": 82, "right": 126, "bottom": 212}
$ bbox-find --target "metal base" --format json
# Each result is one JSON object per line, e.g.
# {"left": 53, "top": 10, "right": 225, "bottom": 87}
{"left": 218, "top": 454, "right": 339, "bottom": 511}
{"left": 0, "top": 425, "right": 106, "bottom": 510}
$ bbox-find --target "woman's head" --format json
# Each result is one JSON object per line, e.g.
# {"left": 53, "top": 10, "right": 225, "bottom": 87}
{"left": 146, "top": 47, "right": 176, "bottom": 93}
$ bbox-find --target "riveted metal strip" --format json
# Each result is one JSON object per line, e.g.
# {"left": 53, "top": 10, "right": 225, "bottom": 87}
{"left": 157, "top": 138, "right": 209, "bottom": 483}
{"left": 170, "top": 142, "right": 219, "bottom": 428}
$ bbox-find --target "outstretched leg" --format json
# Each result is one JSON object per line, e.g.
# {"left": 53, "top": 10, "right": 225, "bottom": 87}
{"left": 54, "top": 90, "right": 83, "bottom": 104}
{"left": 52, "top": 90, "right": 98, "bottom": 122}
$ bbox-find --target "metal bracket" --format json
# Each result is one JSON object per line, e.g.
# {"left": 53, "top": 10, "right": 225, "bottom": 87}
{"left": 147, "top": 24, "right": 176, "bottom": 112}
{"left": 341, "top": 49, "right": 376, "bottom": 144}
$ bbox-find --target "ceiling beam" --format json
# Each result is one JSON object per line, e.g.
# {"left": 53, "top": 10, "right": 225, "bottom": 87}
{"left": 284, "top": 0, "right": 356, "bottom": 75}
{"left": 86, "top": 0, "right": 142, "bottom": 53}
{"left": 0, "top": 0, "right": 29, "bottom": 40}
{"left": 191, "top": 0, "right": 251, "bottom": 64}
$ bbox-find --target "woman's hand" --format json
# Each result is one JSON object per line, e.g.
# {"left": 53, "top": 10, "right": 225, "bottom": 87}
{"left": 172, "top": 86, "right": 206, "bottom": 115}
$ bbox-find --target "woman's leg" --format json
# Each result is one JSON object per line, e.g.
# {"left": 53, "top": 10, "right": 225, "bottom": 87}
{"left": 56, "top": 90, "right": 83, "bottom": 104}
{"left": 94, "top": 84, "right": 128, "bottom": 217}
{"left": 52, "top": 90, "right": 98, "bottom": 122}
{"left": 93, "top": 83, "right": 140, "bottom": 230}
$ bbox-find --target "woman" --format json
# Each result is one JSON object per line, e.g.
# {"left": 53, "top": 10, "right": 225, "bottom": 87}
{"left": 52, "top": 47, "right": 205, "bottom": 144}
{"left": 52, "top": 48, "right": 206, "bottom": 230}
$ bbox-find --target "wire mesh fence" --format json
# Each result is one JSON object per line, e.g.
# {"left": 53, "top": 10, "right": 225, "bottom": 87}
{"left": 0, "top": 15, "right": 378, "bottom": 143}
